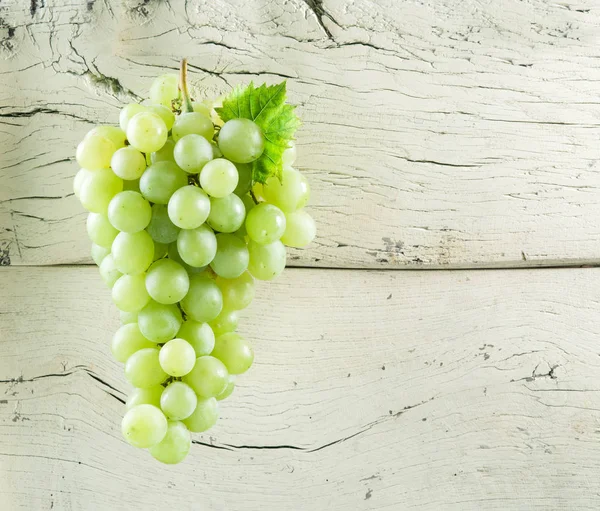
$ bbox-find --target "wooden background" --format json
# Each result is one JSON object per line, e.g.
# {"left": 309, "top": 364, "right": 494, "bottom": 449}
{"left": 1, "top": 0, "right": 600, "bottom": 509}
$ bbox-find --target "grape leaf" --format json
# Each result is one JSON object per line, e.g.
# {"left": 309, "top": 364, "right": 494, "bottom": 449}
{"left": 216, "top": 82, "right": 300, "bottom": 184}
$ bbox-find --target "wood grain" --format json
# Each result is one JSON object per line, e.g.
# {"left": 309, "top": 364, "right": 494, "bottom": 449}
{"left": 1, "top": 265, "right": 600, "bottom": 510}
{"left": 1, "top": 0, "right": 600, "bottom": 268}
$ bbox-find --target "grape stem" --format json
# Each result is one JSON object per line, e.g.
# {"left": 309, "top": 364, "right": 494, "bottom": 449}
{"left": 249, "top": 189, "right": 259, "bottom": 204}
{"left": 179, "top": 58, "right": 194, "bottom": 113}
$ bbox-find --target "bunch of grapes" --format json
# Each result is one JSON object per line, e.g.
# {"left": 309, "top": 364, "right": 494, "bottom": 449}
{"left": 72, "top": 60, "right": 315, "bottom": 464}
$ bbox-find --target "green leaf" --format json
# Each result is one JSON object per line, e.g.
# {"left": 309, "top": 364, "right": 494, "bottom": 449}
{"left": 216, "top": 81, "right": 300, "bottom": 184}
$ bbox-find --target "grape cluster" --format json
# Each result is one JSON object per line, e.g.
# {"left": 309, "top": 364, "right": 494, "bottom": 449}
{"left": 73, "top": 67, "right": 315, "bottom": 464}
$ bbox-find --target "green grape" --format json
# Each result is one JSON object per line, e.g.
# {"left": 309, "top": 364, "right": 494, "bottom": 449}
{"left": 183, "top": 397, "right": 218, "bottom": 432}
{"left": 210, "top": 234, "right": 249, "bottom": 279}
{"left": 177, "top": 321, "right": 215, "bottom": 357}
{"left": 86, "top": 213, "right": 118, "bottom": 248}
{"left": 108, "top": 191, "right": 152, "bottom": 233}
{"left": 216, "top": 271, "right": 255, "bottom": 311}
{"left": 99, "top": 254, "right": 123, "bottom": 288}
{"left": 145, "top": 259, "right": 189, "bottom": 304}
{"left": 125, "top": 348, "right": 168, "bottom": 388}
{"left": 248, "top": 240, "right": 286, "bottom": 281}
{"left": 121, "top": 404, "right": 168, "bottom": 448}
{"left": 87, "top": 126, "right": 127, "bottom": 149}
{"left": 200, "top": 158, "right": 239, "bottom": 198}
{"left": 120, "top": 310, "right": 138, "bottom": 325}
{"left": 245, "top": 203, "right": 286, "bottom": 245}
{"left": 73, "top": 168, "right": 91, "bottom": 199}
{"left": 112, "top": 231, "right": 154, "bottom": 275}
{"left": 127, "top": 112, "right": 168, "bottom": 153}
{"left": 149, "top": 74, "right": 179, "bottom": 107}
{"left": 168, "top": 186, "right": 210, "bottom": 229}
{"left": 180, "top": 274, "right": 223, "bottom": 323}
{"left": 262, "top": 167, "right": 310, "bottom": 212}
{"left": 112, "top": 273, "right": 151, "bottom": 312}
{"left": 146, "top": 204, "right": 180, "bottom": 244}
{"left": 233, "top": 163, "right": 252, "bottom": 196}
{"left": 252, "top": 182, "right": 265, "bottom": 202}
{"left": 149, "top": 420, "right": 191, "bottom": 465}
{"left": 209, "top": 309, "right": 239, "bottom": 336}
{"left": 173, "top": 134, "right": 213, "bottom": 173}
{"left": 207, "top": 194, "right": 245, "bottom": 233}
{"left": 183, "top": 356, "right": 228, "bottom": 398}
{"left": 211, "top": 143, "right": 223, "bottom": 159}
{"left": 119, "top": 104, "right": 147, "bottom": 132}
{"left": 146, "top": 104, "right": 175, "bottom": 131}
{"left": 140, "top": 161, "right": 188, "bottom": 204}
{"left": 211, "top": 333, "right": 254, "bottom": 375}
{"left": 111, "top": 147, "right": 147, "bottom": 180}
{"left": 159, "top": 338, "right": 196, "bottom": 377}
{"left": 91, "top": 243, "right": 111, "bottom": 266}
{"left": 234, "top": 193, "right": 255, "bottom": 239}
{"left": 151, "top": 138, "right": 176, "bottom": 164}
{"left": 126, "top": 386, "right": 164, "bottom": 410}
{"left": 192, "top": 101, "right": 211, "bottom": 117}
{"left": 76, "top": 133, "right": 116, "bottom": 170}
{"left": 123, "top": 178, "right": 141, "bottom": 193}
{"left": 218, "top": 119, "right": 264, "bottom": 163}
{"left": 168, "top": 242, "right": 205, "bottom": 275}
{"left": 138, "top": 301, "right": 182, "bottom": 343}
{"left": 79, "top": 168, "right": 123, "bottom": 214}
{"left": 177, "top": 224, "right": 217, "bottom": 268}
{"left": 111, "top": 323, "right": 155, "bottom": 363}
{"left": 282, "top": 142, "right": 297, "bottom": 168}
{"left": 160, "top": 382, "right": 197, "bottom": 420}
{"left": 152, "top": 240, "right": 169, "bottom": 261}
{"left": 216, "top": 375, "right": 235, "bottom": 401}
{"left": 281, "top": 209, "right": 316, "bottom": 247}
{"left": 172, "top": 112, "right": 214, "bottom": 142}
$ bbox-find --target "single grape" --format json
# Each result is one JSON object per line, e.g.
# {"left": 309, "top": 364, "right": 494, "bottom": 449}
{"left": 200, "top": 158, "right": 239, "bottom": 198}
{"left": 262, "top": 167, "right": 310, "bottom": 212}
{"left": 145, "top": 259, "right": 189, "bottom": 304}
{"left": 211, "top": 333, "right": 254, "bottom": 375}
{"left": 99, "top": 254, "right": 123, "bottom": 288}
{"left": 177, "top": 321, "right": 215, "bottom": 357}
{"left": 252, "top": 182, "right": 265, "bottom": 202}
{"left": 112, "top": 273, "right": 151, "bottom": 312}
{"left": 140, "top": 161, "right": 188, "bottom": 204}
{"left": 149, "top": 420, "right": 191, "bottom": 465}
{"left": 86, "top": 213, "right": 118, "bottom": 248}
{"left": 172, "top": 112, "right": 214, "bottom": 142}
{"left": 146, "top": 204, "right": 180, "bottom": 244}
{"left": 207, "top": 194, "right": 245, "bottom": 233}
{"left": 120, "top": 310, "right": 138, "bottom": 325}
{"left": 216, "top": 271, "right": 255, "bottom": 311}
{"left": 111, "top": 147, "right": 147, "bottom": 180}
{"left": 111, "top": 323, "right": 155, "bottom": 363}
{"left": 209, "top": 309, "right": 239, "bottom": 336}
{"left": 127, "top": 112, "right": 168, "bottom": 153}
{"left": 167, "top": 242, "right": 206, "bottom": 275}
{"left": 192, "top": 101, "right": 211, "bottom": 117}
{"left": 245, "top": 203, "right": 286, "bottom": 245}
{"left": 173, "top": 134, "right": 213, "bottom": 173}
{"left": 126, "top": 385, "right": 164, "bottom": 410}
{"left": 248, "top": 240, "right": 286, "bottom": 281}
{"left": 281, "top": 209, "right": 316, "bottom": 247}
{"left": 168, "top": 186, "right": 211, "bottom": 229}
{"left": 233, "top": 163, "right": 252, "bottom": 196}
{"left": 282, "top": 142, "right": 297, "bottom": 168}
{"left": 108, "top": 191, "right": 152, "bottom": 233}
{"left": 183, "top": 397, "right": 219, "bottom": 432}
{"left": 138, "top": 301, "right": 182, "bottom": 343}
{"left": 146, "top": 104, "right": 175, "bottom": 131}
{"left": 218, "top": 119, "right": 264, "bottom": 163}
{"left": 87, "top": 126, "right": 127, "bottom": 149}
{"left": 76, "top": 133, "right": 116, "bottom": 170}
{"left": 121, "top": 404, "right": 167, "bottom": 448}
{"left": 79, "top": 168, "right": 123, "bottom": 214}
{"left": 119, "top": 104, "right": 147, "bottom": 132}
{"left": 152, "top": 240, "right": 169, "bottom": 261}
{"left": 160, "top": 382, "right": 197, "bottom": 420}
{"left": 151, "top": 138, "right": 176, "bottom": 164}
{"left": 216, "top": 375, "right": 235, "bottom": 401}
{"left": 176, "top": 224, "right": 217, "bottom": 268}
{"left": 210, "top": 234, "right": 249, "bottom": 279}
{"left": 149, "top": 74, "right": 178, "bottom": 107}
{"left": 91, "top": 243, "right": 111, "bottom": 266}
{"left": 183, "top": 356, "right": 228, "bottom": 398}
{"left": 112, "top": 230, "right": 154, "bottom": 275}
{"left": 125, "top": 348, "right": 168, "bottom": 388}
{"left": 180, "top": 274, "right": 223, "bottom": 323}
{"left": 73, "top": 168, "right": 91, "bottom": 199}
{"left": 159, "top": 338, "right": 196, "bottom": 377}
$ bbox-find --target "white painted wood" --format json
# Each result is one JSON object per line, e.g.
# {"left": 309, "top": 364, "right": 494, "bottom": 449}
{"left": 1, "top": 266, "right": 600, "bottom": 510}
{"left": 2, "top": 0, "right": 600, "bottom": 268}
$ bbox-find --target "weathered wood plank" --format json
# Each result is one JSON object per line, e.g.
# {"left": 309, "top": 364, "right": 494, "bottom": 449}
{"left": 1, "top": 265, "right": 599, "bottom": 510}
{"left": 1, "top": 0, "right": 600, "bottom": 268}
